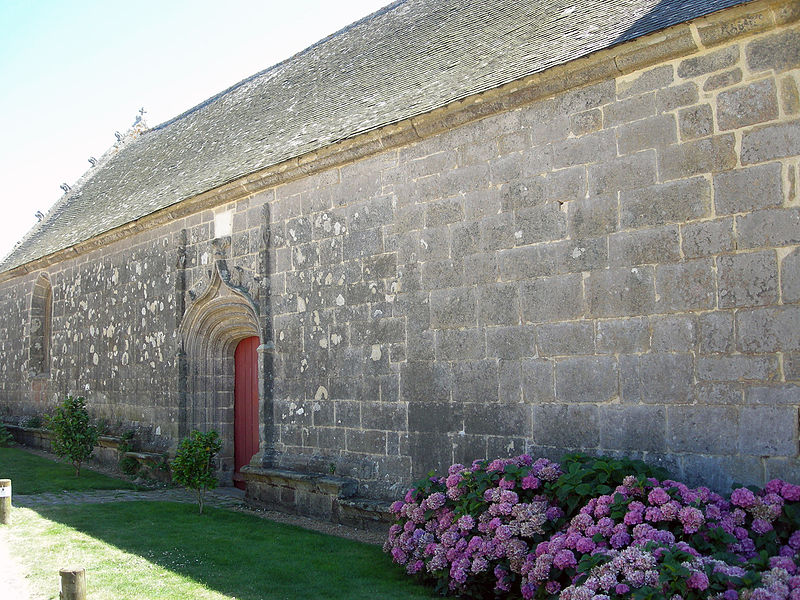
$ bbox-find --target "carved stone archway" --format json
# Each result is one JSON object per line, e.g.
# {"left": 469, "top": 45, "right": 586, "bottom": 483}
{"left": 178, "top": 267, "right": 265, "bottom": 485}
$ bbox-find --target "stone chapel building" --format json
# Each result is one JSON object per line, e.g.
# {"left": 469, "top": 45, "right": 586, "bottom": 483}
{"left": 1, "top": 0, "right": 798, "bottom": 516}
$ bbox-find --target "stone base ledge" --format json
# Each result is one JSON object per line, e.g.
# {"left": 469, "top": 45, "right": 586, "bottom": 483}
{"left": 241, "top": 465, "right": 360, "bottom": 522}
{"left": 337, "top": 497, "right": 394, "bottom": 533}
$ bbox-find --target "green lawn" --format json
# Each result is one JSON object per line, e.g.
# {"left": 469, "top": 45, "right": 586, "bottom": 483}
{"left": 0, "top": 446, "right": 137, "bottom": 494}
{"left": 10, "top": 501, "right": 434, "bottom": 600}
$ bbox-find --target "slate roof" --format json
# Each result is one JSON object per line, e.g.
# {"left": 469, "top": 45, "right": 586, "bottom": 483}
{"left": 2, "top": 0, "right": 749, "bottom": 273}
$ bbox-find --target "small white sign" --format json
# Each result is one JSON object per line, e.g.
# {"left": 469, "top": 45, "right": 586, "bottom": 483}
{"left": 0, "top": 485, "right": 11, "bottom": 497}
{"left": 214, "top": 210, "right": 233, "bottom": 238}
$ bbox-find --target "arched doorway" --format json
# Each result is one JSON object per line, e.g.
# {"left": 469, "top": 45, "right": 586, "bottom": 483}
{"left": 234, "top": 336, "right": 260, "bottom": 489}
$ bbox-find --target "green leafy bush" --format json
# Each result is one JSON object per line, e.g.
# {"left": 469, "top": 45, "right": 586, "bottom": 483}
{"left": 0, "top": 422, "right": 14, "bottom": 447}
{"left": 45, "top": 396, "right": 99, "bottom": 476}
{"left": 21, "top": 415, "right": 43, "bottom": 429}
{"left": 117, "top": 430, "right": 140, "bottom": 476}
{"left": 171, "top": 430, "right": 222, "bottom": 514}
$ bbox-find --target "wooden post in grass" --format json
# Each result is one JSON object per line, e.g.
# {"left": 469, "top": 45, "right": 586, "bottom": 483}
{"left": 59, "top": 567, "right": 86, "bottom": 600}
{"left": 0, "top": 479, "right": 10, "bottom": 525}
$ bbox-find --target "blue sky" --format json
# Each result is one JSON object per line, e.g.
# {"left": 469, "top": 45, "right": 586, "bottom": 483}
{"left": 0, "top": 0, "right": 390, "bottom": 259}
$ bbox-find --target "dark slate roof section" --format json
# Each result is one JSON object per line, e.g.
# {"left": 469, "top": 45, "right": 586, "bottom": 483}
{"left": 2, "top": 0, "right": 749, "bottom": 272}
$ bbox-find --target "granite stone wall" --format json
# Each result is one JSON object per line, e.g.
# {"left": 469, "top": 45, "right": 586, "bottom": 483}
{"left": 0, "top": 1, "right": 797, "bottom": 498}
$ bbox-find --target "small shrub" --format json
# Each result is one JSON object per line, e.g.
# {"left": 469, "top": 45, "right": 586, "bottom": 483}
{"left": 385, "top": 453, "right": 800, "bottom": 599}
{"left": 45, "top": 396, "right": 99, "bottom": 477}
{"left": 0, "top": 422, "right": 14, "bottom": 447}
{"left": 171, "top": 430, "right": 222, "bottom": 514}
{"left": 21, "top": 415, "right": 43, "bottom": 429}
{"left": 117, "top": 430, "right": 139, "bottom": 476}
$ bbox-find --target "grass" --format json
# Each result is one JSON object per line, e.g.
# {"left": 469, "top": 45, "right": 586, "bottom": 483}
{"left": 0, "top": 446, "right": 138, "bottom": 494}
{"left": 9, "top": 501, "right": 434, "bottom": 600}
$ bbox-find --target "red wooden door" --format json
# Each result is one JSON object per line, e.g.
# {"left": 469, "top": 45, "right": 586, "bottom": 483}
{"left": 234, "top": 336, "right": 260, "bottom": 490}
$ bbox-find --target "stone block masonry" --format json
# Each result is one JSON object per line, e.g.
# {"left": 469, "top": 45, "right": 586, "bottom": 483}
{"left": 0, "top": 0, "right": 798, "bottom": 499}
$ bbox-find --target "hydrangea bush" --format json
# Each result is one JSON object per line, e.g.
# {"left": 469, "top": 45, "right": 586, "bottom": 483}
{"left": 384, "top": 454, "right": 800, "bottom": 600}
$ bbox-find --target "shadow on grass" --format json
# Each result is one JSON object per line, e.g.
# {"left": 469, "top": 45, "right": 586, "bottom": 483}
{"left": 30, "top": 501, "right": 434, "bottom": 600}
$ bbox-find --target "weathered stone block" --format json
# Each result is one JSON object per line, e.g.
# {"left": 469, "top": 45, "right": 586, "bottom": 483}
{"left": 655, "top": 259, "right": 716, "bottom": 311}
{"left": 486, "top": 325, "right": 537, "bottom": 360}
{"left": 532, "top": 404, "right": 599, "bottom": 448}
{"left": 737, "top": 208, "right": 800, "bottom": 249}
{"left": 651, "top": 314, "right": 696, "bottom": 351}
{"left": 668, "top": 406, "right": 738, "bottom": 455}
{"left": 781, "top": 75, "right": 800, "bottom": 114}
{"left": 736, "top": 306, "right": 800, "bottom": 352}
{"left": 477, "top": 282, "right": 520, "bottom": 326}
{"left": 659, "top": 134, "right": 737, "bottom": 180}
{"left": 655, "top": 82, "right": 698, "bottom": 112}
{"left": 408, "top": 432, "right": 454, "bottom": 479}
{"left": 714, "top": 162, "right": 783, "bottom": 215}
{"left": 569, "top": 109, "right": 602, "bottom": 136}
{"left": 678, "top": 104, "right": 713, "bottom": 140}
{"left": 617, "top": 114, "right": 677, "bottom": 155}
{"left": 498, "top": 359, "right": 523, "bottom": 403}
{"left": 746, "top": 384, "right": 800, "bottom": 405}
{"left": 408, "top": 401, "right": 462, "bottom": 433}
{"left": 587, "top": 266, "right": 655, "bottom": 317}
{"left": 425, "top": 198, "right": 464, "bottom": 228}
{"left": 746, "top": 28, "right": 800, "bottom": 73}
{"left": 464, "top": 402, "right": 529, "bottom": 436}
{"left": 697, "top": 311, "right": 735, "bottom": 354}
{"left": 620, "top": 177, "right": 711, "bottom": 228}
{"left": 782, "top": 248, "right": 800, "bottom": 303}
{"left": 717, "top": 251, "right": 779, "bottom": 308}
{"left": 420, "top": 259, "right": 460, "bottom": 290}
{"left": 555, "top": 237, "right": 609, "bottom": 274}
{"left": 704, "top": 68, "right": 743, "bottom": 91}
{"left": 588, "top": 151, "right": 657, "bottom": 196}
{"left": 463, "top": 253, "right": 498, "bottom": 285}
{"left": 603, "top": 93, "right": 655, "bottom": 127}
{"left": 545, "top": 166, "right": 587, "bottom": 202}
{"left": 499, "top": 245, "right": 557, "bottom": 281}
{"left": 596, "top": 317, "right": 650, "bottom": 353}
{"left": 693, "top": 382, "right": 744, "bottom": 405}
{"left": 717, "top": 78, "right": 779, "bottom": 131}
{"left": 786, "top": 354, "right": 800, "bottom": 381}
{"left": 610, "top": 226, "right": 681, "bottom": 266}
{"left": 678, "top": 45, "right": 740, "bottom": 78}
{"left": 430, "top": 287, "right": 477, "bottom": 329}
{"left": 501, "top": 178, "right": 546, "bottom": 211}
{"left": 361, "top": 402, "right": 408, "bottom": 431}
{"left": 521, "top": 358, "right": 555, "bottom": 402}
{"left": 738, "top": 407, "right": 798, "bottom": 456}
{"left": 520, "top": 273, "right": 585, "bottom": 323}
{"left": 537, "top": 321, "right": 594, "bottom": 357}
{"left": 555, "top": 356, "right": 618, "bottom": 403}
{"left": 401, "top": 362, "right": 452, "bottom": 403}
{"left": 696, "top": 355, "right": 780, "bottom": 382}
{"left": 681, "top": 217, "right": 735, "bottom": 258}
{"left": 435, "top": 328, "right": 486, "bottom": 361}
{"left": 600, "top": 406, "right": 666, "bottom": 452}
{"left": 567, "top": 194, "right": 618, "bottom": 238}
{"left": 480, "top": 212, "right": 517, "bottom": 252}
{"left": 516, "top": 202, "right": 567, "bottom": 245}
{"left": 453, "top": 361, "right": 499, "bottom": 403}
{"left": 697, "top": 9, "right": 771, "bottom": 47}
{"left": 618, "top": 65, "right": 674, "bottom": 98}
{"left": 741, "top": 120, "right": 800, "bottom": 164}
{"left": 553, "top": 129, "right": 616, "bottom": 168}
{"left": 639, "top": 353, "right": 694, "bottom": 404}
